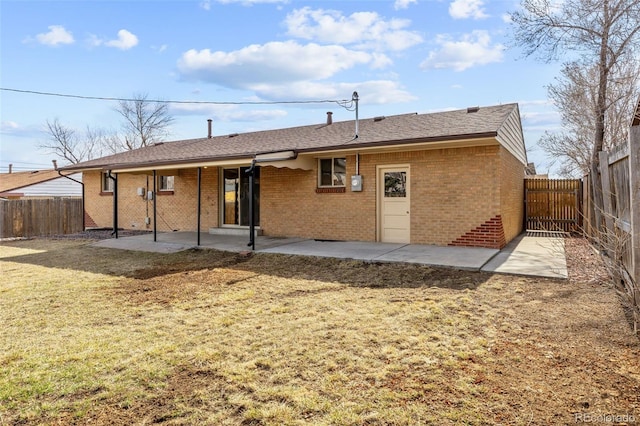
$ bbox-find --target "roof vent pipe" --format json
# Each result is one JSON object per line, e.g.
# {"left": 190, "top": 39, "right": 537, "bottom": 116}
{"left": 8, "top": 164, "right": 12, "bottom": 174}
{"left": 353, "top": 91, "right": 359, "bottom": 139}
{"left": 52, "top": 160, "right": 58, "bottom": 170}
{"left": 207, "top": 119, "right": 212, "bottom": 138}
{"left": 326, "top": 111, "right": 333, "bottom": 125}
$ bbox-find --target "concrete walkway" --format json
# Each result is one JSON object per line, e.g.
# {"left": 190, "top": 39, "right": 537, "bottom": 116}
{"left": 481, "top": 233, "right": 568, "bottom": 279}
{"left": 91, "top": 231, "right": 568, "bottom": 279}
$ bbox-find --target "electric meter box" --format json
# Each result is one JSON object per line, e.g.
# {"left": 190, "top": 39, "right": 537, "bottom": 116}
{"left": 351, "top": 175, "right": 363, "bottom": 192}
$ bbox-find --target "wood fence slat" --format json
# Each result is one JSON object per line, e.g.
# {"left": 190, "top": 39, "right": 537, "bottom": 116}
{"left": 0, "top": 198, "right": 83, "bottom": 238}
{"left": 525, "top": 178, "right": 582, "bottom": 232}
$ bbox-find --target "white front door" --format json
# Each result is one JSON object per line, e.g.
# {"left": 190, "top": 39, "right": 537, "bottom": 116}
{"left": 379, "top": 166, "right": 410, "bottom": 243}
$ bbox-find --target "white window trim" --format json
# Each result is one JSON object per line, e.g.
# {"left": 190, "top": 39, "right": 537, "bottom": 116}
{"left": 159, "top": 175, "right": 174, "bottom": 191}
{"left": 101, "top": 172, "right": 114, "bottom": 193}
{"left": 317, "top": 157, "right": 346, "bottom": 188}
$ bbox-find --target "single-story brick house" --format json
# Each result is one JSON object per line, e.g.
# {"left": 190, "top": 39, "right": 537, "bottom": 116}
{"left": 61, "top": 103, "right": 527, "bottom": 249}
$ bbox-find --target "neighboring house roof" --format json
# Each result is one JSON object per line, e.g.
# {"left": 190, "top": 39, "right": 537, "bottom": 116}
{"left": 62, "top": 103, "right": 527, "bottom": 172}
{"left": 0, "top": 169, "right": 82, "bottom": 197}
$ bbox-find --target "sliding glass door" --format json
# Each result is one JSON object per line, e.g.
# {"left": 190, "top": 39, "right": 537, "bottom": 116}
{"left": 223, "top": 166, "right": 260, "bottom": 226}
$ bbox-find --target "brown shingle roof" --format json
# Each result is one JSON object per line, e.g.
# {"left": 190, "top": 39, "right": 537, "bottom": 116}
{"left": 0, "top": 169, "right": 62, "bottom": 193}
{"left": 61, "top": 103, "right": 520, "bottom": 171}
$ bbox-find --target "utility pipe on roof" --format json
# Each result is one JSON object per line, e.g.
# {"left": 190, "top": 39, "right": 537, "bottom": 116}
{"left": 353, "top": 91, "right": 359, "bottom": 139}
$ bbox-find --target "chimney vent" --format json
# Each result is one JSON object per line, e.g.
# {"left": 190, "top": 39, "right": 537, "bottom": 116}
{"left": 8, "top": 164, "right": 12, "bottom": 174}
{"left": 326, "top": 111, "right": 333, "bottom": 125}
{"left": 52, "top": 160, "right": 58, "bottom": 170}
{"left": 207, "top": 119, "right": 212, "bottom": 138}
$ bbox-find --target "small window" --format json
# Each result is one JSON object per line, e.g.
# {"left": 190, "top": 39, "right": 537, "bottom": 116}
{"left": 384, "top": 171, "right": 407, "bottom": 198}
{"left": 318, "top": 158, "right": 346, "bottom": 187}
{"left": 102, "top": 172, "right": 114, "bottom": 192}
{"left": 159, "top": 176, "right": 174, "bottom": 191}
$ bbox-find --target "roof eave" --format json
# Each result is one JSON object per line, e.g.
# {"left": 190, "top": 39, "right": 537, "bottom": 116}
{"left": 296, "top": 132, "right": 499, "bottom": 155}
{"left": 59, "top": 131, "right": 500, "bottom": 173}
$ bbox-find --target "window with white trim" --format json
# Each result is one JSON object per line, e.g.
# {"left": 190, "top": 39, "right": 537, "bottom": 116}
{"left": 318, "top": 158, "right": 346, "bottom": 187}
{"left": 159, "top": 176, "right": 174, "bottom": 191}
{"left": 102, "top": 172, "right": 114, "bottom": 192}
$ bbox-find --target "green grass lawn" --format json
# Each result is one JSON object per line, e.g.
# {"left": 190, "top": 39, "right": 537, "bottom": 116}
{"left": 1, "top": 239, "right": 638, "bottom": 425}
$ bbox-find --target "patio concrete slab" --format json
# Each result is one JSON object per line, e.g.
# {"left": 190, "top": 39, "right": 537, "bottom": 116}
{"left": 89, "top": 231, "right": 568, "bottom": 279}
{"left": 375, "top": 244, "right": 499, "bottom": 270}
{"left": 91, "top": 231, "right": 304, "bottom": 253}
{"left": 481, "top": 234, "right": 567, "bottom": 279}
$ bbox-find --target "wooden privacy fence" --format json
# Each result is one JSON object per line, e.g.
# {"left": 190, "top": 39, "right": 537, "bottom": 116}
{"left": 525, "top": 178, "right": 583, "bottom": 233}
{"left": 584, "top": 123, "right": 640, "bottom": 334}
{"left": 0, "top": 198, "right": 83, "bottom": 238}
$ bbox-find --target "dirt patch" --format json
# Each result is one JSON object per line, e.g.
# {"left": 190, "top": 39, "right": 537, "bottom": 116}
{"left": 2, "top": 236, "right": 638, "bottom": 425}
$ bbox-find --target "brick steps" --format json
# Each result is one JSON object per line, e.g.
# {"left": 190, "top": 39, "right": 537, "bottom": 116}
{"left": 449, "top": 215, "right": 506, "bottom": 249}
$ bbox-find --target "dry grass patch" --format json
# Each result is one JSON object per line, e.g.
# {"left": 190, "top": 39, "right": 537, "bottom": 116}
{"left": 0, "top": 237, "right": 638, "bottom": 425}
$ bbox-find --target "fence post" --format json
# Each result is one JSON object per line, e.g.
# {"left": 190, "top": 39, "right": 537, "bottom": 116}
{"left": 599, "top": 151, "right": 615, "bottom": 247}
{"left": 629, "top": 125, "right": 640, "bottom": 318}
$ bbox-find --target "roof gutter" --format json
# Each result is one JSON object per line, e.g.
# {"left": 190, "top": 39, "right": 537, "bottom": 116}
{"left": 296, "top": 131, "right": 499, "bottom": 155}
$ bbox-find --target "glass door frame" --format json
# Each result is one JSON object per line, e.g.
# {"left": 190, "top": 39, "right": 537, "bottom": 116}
{"left": 220, "top": 166, "right": 260, "bottom": 228}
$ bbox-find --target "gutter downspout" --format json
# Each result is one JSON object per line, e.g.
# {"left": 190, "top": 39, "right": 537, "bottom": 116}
{"left": 153, "top": 170, "right": 157, "bottom": 242}
{"left": 245, "top": 160, "right": 257, "bottom": 251}
{"left": 56, "top": 169, "right": 85, "bottom": 230}
{"left": 197, "top": 167, "right": 202, "bottom": 246}
{"left": 107, "top": 171, "right": 118, "bottom": 238}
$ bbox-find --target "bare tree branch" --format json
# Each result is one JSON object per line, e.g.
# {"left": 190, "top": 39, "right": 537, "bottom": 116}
{"left": 510, "top": 0, "right": 640, "bottom": 233}
{"left": 114, "top": 92, "right": 174, "bottom": 150}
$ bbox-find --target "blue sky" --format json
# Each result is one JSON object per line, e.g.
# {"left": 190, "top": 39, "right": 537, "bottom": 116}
{"left": 1, "top": 0, "right": 562, "bottom": 174}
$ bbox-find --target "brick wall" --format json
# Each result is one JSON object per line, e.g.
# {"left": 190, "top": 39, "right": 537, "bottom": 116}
{"left": 262, "top": 145, "right": 514, "bottom": 247}
{"left": 260, "top": 156, "right": 376, "bottom": 241}
{"left": 499, "top": 147, "right": 525, "bottom": 243}
{"left": 83, "top": 145, "right": 525, "bottom": 248}
{"left": 83, "top": 168, "right": 219, "bottom": 232}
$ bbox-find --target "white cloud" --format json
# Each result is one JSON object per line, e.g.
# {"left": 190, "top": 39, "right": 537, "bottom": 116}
{"left": 245, "top": 80, "right": 416, "bottom": 104}
{"left": 89, "top": 29, "right": 138, "bottom": 49}
{"left": 171, "top": 103, "right": 288, "bottom": 122}
{"left": 394, "top": 0, "right": 417, "bottom": 10}
{"left": 284, "top": 8, "right": 423, "bottom": 51}
{"left": 449, "top": 0, "right": 488, "bottom": 19}
{"left": 152, "top": 44, "right": 168, "bottom": 53}
{"left": 451, "top": 84, "right": 463, "bottom": 89}
{"left": 0, "top": 121, "right": 41, "bottom": 138}
{"left": 200, "top": 0, "right": 211, "bottom": 10}
{"left": 420, "top": 30, "right": 504, "bottom": 71}
{"left": 105, "top": 29, "right": 138, "bottom": 50}
{"left": 1, "top": 121, "right": 19, "bottom": 131}
{"left": 34, "top": 25, "right": 74, "bottom": 46}
{"left": 177, "top": 41, "right": 384, "bottom": 88}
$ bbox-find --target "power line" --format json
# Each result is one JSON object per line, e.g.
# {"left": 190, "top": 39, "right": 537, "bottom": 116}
{"left": 0, "top": 87, "right": 351, "bottom": 106}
